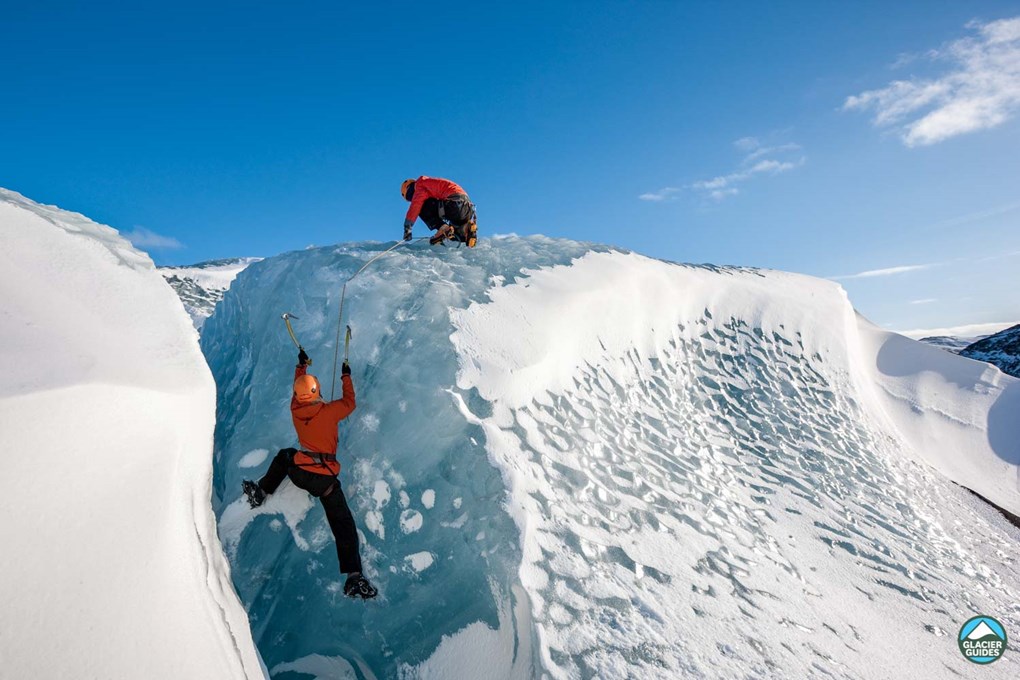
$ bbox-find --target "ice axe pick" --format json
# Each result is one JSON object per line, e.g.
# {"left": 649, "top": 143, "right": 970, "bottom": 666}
{"left": 281, "top": 312, "right": 311, "bottom": 366}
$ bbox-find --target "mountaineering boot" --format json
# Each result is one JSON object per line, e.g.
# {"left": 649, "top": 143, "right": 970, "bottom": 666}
{"left": 464, "top": 219, "right": 477, "bottom": 248}
{"left": 429, "top": 224, "right": 454, "bottom": 246}
{"left": 343, "top": 572, "right": 378, "bottom": 599}
{"left": 242, "top": 480, "right": 267, "bottom": 508}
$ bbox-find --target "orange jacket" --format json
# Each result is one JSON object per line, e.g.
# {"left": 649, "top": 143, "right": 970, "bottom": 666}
{"left": 290, "top": 365, "right": 356, "bottom": 475}
{"left": 405, "top": 176, "right": 468, "bottom": 224}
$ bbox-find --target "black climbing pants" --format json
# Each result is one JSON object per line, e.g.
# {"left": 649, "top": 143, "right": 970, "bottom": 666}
{"left": 258, "top": 448, "right": 363, "bottom": 574}
{"left": 418, "top": 193, "right": 474, "bottom": 231}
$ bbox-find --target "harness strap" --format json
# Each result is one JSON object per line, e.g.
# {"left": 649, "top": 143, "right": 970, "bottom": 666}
{"left": 296, "top": 450, "right": 337, "bottom": 470}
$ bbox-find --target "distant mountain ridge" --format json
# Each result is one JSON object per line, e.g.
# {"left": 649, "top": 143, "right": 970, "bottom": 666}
{"left": 960, "top": 324, "right": 1020, "bottom": 379}
{"left": 918, "top": 335, "right": 982, "bottom": 353}
{"left": 160, "top": 257, "right": 260, "bottom": 330}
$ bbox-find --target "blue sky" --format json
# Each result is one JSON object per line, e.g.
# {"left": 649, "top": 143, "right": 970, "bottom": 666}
{"left": 2, "top": 1, "right": 1018, "bottom": 334}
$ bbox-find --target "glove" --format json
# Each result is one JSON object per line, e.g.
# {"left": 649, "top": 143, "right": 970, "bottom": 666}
{"left": 298, "top": 348, "right": 309, "bottom": 366}
{"left": 341, "top": 361, "right": 352, "bottom": 376}
{"left": 403, "top": 220, "right": 413, "bottom": 241}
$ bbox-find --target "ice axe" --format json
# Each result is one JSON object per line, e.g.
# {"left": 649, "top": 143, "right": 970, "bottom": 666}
{"left": 281, "top": 312, "right": 311, "bottom": 366}
{"left": 344, "top": 325, "right": 352, "bottom": 364}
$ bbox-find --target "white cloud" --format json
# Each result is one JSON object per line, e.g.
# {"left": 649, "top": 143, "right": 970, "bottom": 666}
{"left": 977, "top": 248, "right": 1020, "bottom": 262}
{"left": 642, "top": 135, "right": 804, "bottom": 203}
{"left": 830, "top": 263, "right": 936, "bottom": 280}
{"left": 909, "top": 298, "right": 938, "bottom": 305}
{"left": 709, "top": 188, "right": 739, "bottom": 201}
{"left": 898, "top": 320, "right": 1018, "bottom": 340}
{"left": 743, "top": 142, "right": 802, "bottom": 163}
{"left": 690, "top": 155, "right": 804, "bottom": 200}
{"left": 733, "top": 136, "right": 760, "bottom": 152}
{"left": 123, "top": 227, "right": 184, "bottom": 250}
{"left": 844, "top": 16, "right": 1020, "bottom": 146}
{"left": 638, "top": 187, "right": 681, "bottom": 202}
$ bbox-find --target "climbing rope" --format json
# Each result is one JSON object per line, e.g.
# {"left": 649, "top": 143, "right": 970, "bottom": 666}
{"left": 329, "top": 238, "right": 428, "bottom": 398}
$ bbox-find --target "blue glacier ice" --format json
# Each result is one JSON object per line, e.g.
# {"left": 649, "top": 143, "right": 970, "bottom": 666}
{"left": 203, "top": 236, "right": 1020, "bottom": 679}
{"left": 204, "top": 237, "right": 610, "bottom": 678}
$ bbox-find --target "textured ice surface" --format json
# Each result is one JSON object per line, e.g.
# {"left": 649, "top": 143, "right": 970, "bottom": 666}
{"left": 204, "top": 237, "right": 1020, "bottom": 679}
{"left": 452, "top": 251, "right": 1020, "bottom": 678}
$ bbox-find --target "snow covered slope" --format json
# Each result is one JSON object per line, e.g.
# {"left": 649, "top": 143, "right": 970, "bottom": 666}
{"left": 0, "top": 189, "right": 264, "bottom": 679}
{"left": 961, "top": 324, "right": 1020, "bottom": 379}
{"left": 161, "top": 257, "right": 261, "bottom": 330}
{"left": 205, "top": 239, "right": 1020, "bottom": 679}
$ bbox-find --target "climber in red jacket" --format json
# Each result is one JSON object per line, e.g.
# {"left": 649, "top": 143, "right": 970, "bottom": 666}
{"left": 242, "top": 348, "right": 377, "bottom": 599}
{"left": 401, "top": 176, "right": 478, "bottom": 247}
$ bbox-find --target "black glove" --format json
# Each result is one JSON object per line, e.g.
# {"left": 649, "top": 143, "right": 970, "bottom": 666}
{"left": 341, "top": 361, "right": 352, "bottom": 376}
{"left": 298, "top": 348, "right": 309, "bottom": 366}
{"left": 403, "top": 220, "right": 413, "bottom": 241}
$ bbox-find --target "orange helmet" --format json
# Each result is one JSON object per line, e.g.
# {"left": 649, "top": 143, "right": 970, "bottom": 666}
{"left": 401, "top": 178, "right": 415, "bottom": 201}
{"left": 293, "top": 374, "right": 321, "bottom": 404}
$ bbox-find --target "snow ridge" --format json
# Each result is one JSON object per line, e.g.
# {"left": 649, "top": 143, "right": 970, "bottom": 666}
{"left": 451, "top": 250, "right": 1020, "bottom": 678}
{"left": 0, "top": 189, "right": 264, "bottom": 679}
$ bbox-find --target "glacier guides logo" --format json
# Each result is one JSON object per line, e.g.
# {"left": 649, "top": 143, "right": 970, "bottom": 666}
{"left": 958, "top": 615, "right": 1007, "bottom": 664}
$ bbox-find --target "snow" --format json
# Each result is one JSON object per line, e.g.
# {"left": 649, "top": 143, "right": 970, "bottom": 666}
{"left": 239, "top": 448, "right": 270, "bottom": 468}
{"left": 404, "top": 551, "right": 436, "bottom": 572}
{"left": 0, "top": 189, "right": 263, "bottom": 678}
{"left": 400, "top": 509, "right": 424, "bottom": 533}
{"left": 205, "top": 237, "right": 1020, "bottom": 678}
{"left": 854, "top": 321, "right": 1020, "bottom": 513}
{"left": 450, "top": 249, "right": 1020, "bottom": 677}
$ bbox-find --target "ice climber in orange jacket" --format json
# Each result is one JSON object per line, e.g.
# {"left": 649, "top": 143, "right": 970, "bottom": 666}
{"left": 242, "top": 348, "right": 377, "bottom": 599}
{"left": 401, "top": 176, "right": 478, "bottom": 247}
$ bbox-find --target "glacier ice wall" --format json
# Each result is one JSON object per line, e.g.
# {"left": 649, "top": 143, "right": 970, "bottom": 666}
{"left": 204, "top": 237, "right": 1020, "bottom": 679}
{"left": 204, "top": 237, "right": 606, "bottom": 678}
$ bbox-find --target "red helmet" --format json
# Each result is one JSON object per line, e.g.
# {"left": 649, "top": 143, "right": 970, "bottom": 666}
{"left": 293, "top": 374, "right": 321, "bottom": 404}
{"left": 401, "top": 178, "right": 415, "bottom": 201}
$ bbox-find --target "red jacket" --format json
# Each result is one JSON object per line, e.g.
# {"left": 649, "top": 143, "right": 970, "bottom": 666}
{"left": 290, "top": 365, "right": 356, "bottom": 475}
{"left": 405, "top": 176, "right": 468, "bottom": 224}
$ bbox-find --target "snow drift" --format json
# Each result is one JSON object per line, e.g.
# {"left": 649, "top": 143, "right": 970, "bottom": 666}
{"left": 0, "top": 189, "right": 264, "bottom": 678}
{"left": 206, "top": 237, "right": 1020, "bottom": 679}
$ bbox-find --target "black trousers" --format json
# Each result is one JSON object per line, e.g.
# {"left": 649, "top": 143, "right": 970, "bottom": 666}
{"left": 258, "top": 448, "right": 363, "bottom": 574}
{"left": 418, "top": 194, "right": 474, "bottom": 231}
